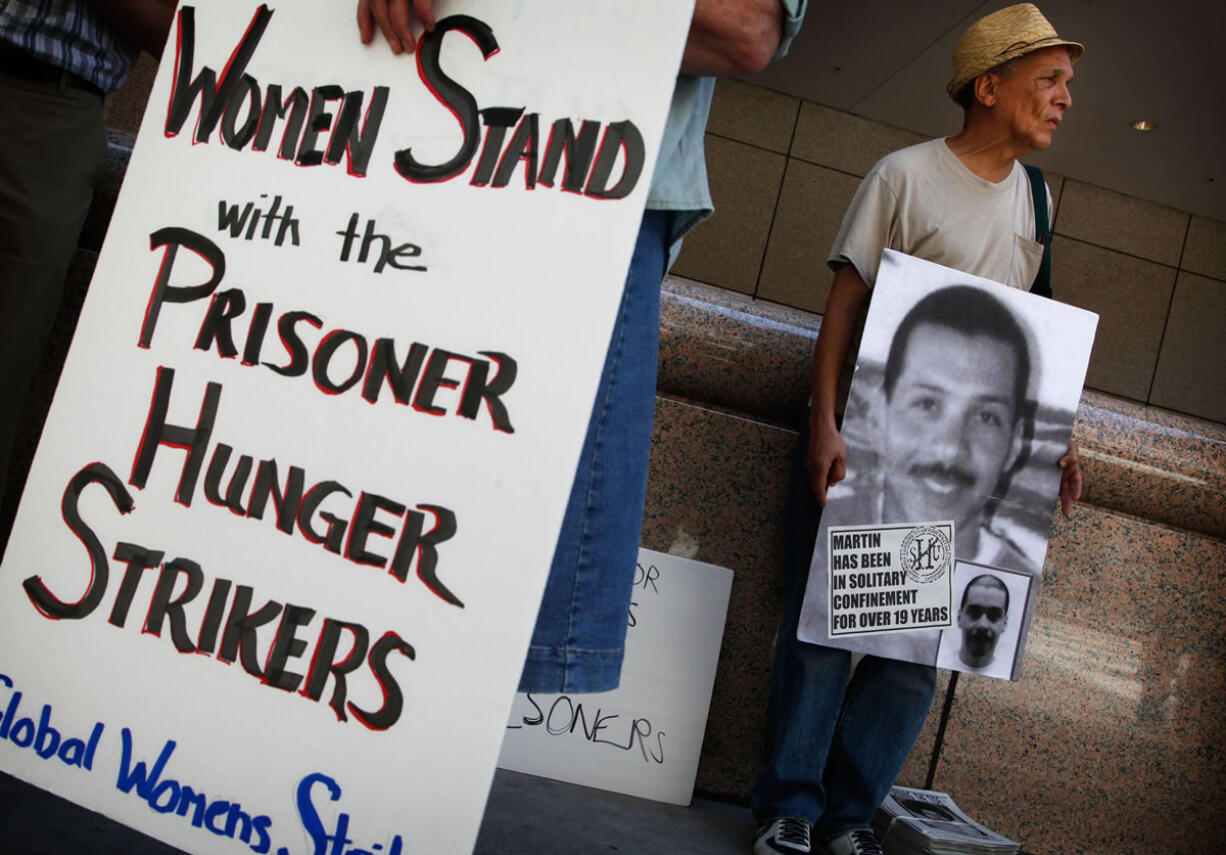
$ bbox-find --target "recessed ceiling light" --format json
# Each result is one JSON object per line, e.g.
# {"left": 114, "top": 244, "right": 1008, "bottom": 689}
{"left": 1130, "top": 120, "right": 1157, "bottom": 131}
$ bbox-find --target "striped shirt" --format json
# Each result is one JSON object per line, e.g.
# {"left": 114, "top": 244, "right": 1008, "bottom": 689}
{"left": 0, "top": 0, "right": 139, "bottom": 93}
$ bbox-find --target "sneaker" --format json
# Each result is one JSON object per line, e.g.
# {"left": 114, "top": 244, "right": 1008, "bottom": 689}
{"left": 821, "top": 828, "right": 884, "bottom": 855}
{"left": 754, "top": 817, "right": 812, "bottom": 854}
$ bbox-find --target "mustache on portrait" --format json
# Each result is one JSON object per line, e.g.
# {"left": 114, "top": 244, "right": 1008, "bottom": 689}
{"left": 906, "top": 461, "right": 976, "bottom": 491}
{"left": 966, "top": 628, "right": 998, "bottom": 649}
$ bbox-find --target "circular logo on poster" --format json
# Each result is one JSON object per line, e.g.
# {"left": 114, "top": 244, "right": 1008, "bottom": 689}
{"left": 900, "top": 526, "right": 951, "bottom": 583}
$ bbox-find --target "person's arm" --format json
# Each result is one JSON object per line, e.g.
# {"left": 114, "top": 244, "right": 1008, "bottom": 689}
{"left": 89, "top": 0, "right": 176, "bottom": 57}
{"left": 806, "top": 264, "right": 869, "bottom": 506}
{"left": 357, "top": 0, "right": 436, "bottom": 55}
{"left": 356, "top": 0, "right": 785, "bottom": 68}
{"left": 1057, "top": 440, "right": 1082, "bottom": 514}
{"left": 681, "top": 0, "right": 786, "bottom": 76}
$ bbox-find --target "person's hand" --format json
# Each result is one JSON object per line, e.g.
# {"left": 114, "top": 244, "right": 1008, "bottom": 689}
{"left": 1058, "top": 439, "right": 1083, "bottom": 515}
{"left": 357, "top": 0, "right": 436, "bottom": 54}
{"left": 806, "top": 420, "right": 848, "bottom": 507}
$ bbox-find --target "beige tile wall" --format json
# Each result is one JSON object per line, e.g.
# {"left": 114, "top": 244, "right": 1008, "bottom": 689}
{"left": 676, "top": 137, "right": 788, "bottom": 295}
{"left": 1151, "top": 273, "right": 1226, "bottom": 423}
{"left": 674, "top": 79, "right": 1226, "bottom": 426}
{"left": 1050, "top": 237, "right": 1177, "bottom": 401}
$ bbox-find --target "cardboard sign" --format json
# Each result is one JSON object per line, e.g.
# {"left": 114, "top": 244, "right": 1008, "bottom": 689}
{"left": 0, "top": 2, "right": 693, "bottom": 852}
{"left": 799, "top": 250, "right": 1098, "bottom": 680}
{"left": 498, "top": 548, "right": 733, "bottom": 806}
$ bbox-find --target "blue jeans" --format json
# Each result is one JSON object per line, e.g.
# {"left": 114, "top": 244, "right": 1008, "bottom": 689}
{"left": 751, "top": 419, "right": 936, "bottom": 836}
{"left": 517, "top": 209, "right": 672, "bottom": 694}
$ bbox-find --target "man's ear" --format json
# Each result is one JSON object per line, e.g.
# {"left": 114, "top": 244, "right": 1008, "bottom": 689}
{"left": 1004, "top": 416, "right": 1026, "bottom": 473}
{"left": 974, "top": 72, "right": 998, "bottom": 108}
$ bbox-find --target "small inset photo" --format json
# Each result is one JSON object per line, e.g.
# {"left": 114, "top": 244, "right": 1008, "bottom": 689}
{"left": 937, "top": 562, "right": 1032, "bottom": 679}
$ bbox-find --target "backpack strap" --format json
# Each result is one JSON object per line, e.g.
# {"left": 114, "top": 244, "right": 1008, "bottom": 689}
{"left": 1024, "top": 164, "right": 1052, "bottom": 299}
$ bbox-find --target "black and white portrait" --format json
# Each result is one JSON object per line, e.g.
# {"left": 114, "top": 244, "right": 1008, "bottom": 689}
{"left": 799, "top": 250, "right": 1098, "bottom": 679}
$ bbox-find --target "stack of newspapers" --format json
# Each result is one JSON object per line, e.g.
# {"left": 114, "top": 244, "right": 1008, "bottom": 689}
{"left": 873, "top": 786, "right": 1019, "bottom": 855}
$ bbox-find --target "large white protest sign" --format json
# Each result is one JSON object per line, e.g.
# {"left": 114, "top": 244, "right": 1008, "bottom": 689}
{"left": 0, "top": 2, "right": 693, "bottom": 852}
{"left": 498, "top": 548, "right": 733, "bottom": 806}
{"left": 799, "top": 250, "right": 1098, "bottom": 680}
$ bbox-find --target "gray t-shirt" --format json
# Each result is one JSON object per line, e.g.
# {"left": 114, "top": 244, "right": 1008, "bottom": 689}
{"left": 828, "top": 137, "right": 1046, "bottom": 290}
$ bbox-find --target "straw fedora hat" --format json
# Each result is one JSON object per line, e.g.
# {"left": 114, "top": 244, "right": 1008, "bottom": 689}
{"left": 947, "top": 3, "right": 1084, "bottom": 101}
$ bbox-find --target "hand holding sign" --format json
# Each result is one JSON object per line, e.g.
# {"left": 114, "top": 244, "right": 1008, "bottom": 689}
{"left": 357, "top": 0, "right": 438, "bottom": 55}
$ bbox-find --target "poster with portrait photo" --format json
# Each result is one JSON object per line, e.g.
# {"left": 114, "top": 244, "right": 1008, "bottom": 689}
{"left": 936, "top": 562, "right": 1033, "bottom": 680}
{"left": 798, "top": 249, "right": 1098, "bottom": 680}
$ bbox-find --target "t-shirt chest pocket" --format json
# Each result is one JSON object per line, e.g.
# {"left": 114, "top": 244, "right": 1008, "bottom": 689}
{"left": 1011, "top": 233, "right": 1044, "bottom": 291}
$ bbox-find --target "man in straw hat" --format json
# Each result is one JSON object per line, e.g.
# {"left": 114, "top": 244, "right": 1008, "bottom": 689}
{"left": 751, "top": 5, "right": 1083, "bottom": 855}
